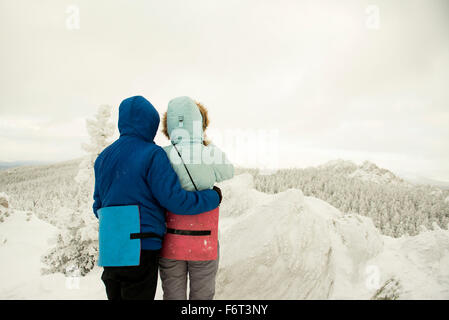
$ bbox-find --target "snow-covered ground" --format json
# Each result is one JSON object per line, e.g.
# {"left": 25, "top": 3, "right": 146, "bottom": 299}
{"left": 0, "top": 210, "right": 167, "bottom": 299}
{"left": 0, "top": 210, "right": 104, "bottom": 299}
{"left": 1, "top": 174, "right": 448, "bottom": 299}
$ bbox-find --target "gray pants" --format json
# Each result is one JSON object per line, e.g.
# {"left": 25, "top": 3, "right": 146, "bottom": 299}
{"left": 159, "top": 244, "right": 219, "bottom": 300}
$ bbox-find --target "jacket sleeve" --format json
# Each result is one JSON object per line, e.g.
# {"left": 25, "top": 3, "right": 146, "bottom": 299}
{"left": 92, "top": 159, "right": 101, "bottom": 219}
{"left": 93, "top": 181, "right": 101, "bottom": 219}
{"left": 209, "top": 144, "right": 234, "bottom": 182}
{"left": 148, "top": 148, "right": 220, "bottom": 215}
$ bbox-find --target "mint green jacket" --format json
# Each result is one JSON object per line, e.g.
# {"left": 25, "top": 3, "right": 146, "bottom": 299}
{"left": 163, "top": 96, "right": 234, "bottom": 191}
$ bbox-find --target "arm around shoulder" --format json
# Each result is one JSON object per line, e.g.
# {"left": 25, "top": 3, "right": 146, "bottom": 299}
{"left": 148, "top": 148, "right": 220, "bottom": 215}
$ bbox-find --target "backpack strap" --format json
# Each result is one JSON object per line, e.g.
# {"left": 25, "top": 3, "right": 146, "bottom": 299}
{"left": 166, "top": 228, "right": 211, "bottom": 236}
{"left": 130, "top": 232, "right": 163, "bottom": 240}
{"left": 172, "top": 143, "right": 199, "bottom": 191}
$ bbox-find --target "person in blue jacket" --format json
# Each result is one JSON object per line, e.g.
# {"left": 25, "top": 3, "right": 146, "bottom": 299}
{"left": 93, "top": 95, "right": 222, "bottom": 300}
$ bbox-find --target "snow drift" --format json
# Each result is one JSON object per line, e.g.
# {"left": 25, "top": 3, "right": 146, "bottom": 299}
{"left": 0, "top": 210, "right": 105, "bottom": 299}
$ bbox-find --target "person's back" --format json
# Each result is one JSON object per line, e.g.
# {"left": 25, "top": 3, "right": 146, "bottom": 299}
{"left": 93, "top": 95, "right": 221, "bottom": 300}
{"left": 95, "top": 134, "right": 164, "bottom": 249}
{"left": 158, "top": 96, "right": 234, "bottom": 301}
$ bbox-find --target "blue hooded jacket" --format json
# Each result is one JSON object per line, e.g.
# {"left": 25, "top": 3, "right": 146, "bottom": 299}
{"left": 93, "top": 96, "right": 220, "bottom": 250}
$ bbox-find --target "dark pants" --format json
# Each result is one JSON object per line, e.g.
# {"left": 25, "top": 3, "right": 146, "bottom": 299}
{"left": 101, "top": 250, "right": 159, "bottom": 300}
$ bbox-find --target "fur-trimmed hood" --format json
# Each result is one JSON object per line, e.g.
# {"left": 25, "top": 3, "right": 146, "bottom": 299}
{"left": 162, "top": 96, "right": 210, "bottom": 145}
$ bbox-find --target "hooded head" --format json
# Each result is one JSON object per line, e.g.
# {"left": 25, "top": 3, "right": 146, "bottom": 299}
{"left": 118, "top": 96, "right": 159, "bottom": 142}
{"left": 163, "top": 96, "right": 207, "bottom": 145}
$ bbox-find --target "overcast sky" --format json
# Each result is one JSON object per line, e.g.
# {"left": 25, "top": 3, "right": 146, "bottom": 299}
{"left": 1, "top": 0, "right": 448, "bottom": 180}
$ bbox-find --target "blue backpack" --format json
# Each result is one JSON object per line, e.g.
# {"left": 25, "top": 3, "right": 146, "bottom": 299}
{"left": 97, "top": 205, "right": 162, "bottom": 267}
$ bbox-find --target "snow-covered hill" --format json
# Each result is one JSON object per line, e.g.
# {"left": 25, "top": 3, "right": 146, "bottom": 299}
{"left": 1, "top": 174, "right": 448, "bottom": 299}
{"left": 215, "top": 174, "right": 449, "bottom": 299}
{"left": 320, "top": 159, "right": 408, "bottom": 186}
{"left": 349, "top": 161, "right": 408, "bottom": 186}
{"left": 245, "top": 161, "right": 449, "bottom": 237}
{"left": 321, "top": 159, "right": 449, "bottom": 190}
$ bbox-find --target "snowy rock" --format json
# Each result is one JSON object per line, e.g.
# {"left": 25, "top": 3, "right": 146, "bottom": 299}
{"left": 217, "top": 186, "right": 332, "bottom": 299}
{"left": 366, "top": 229, "right": 449, "bottom": 300}
{"left": 215, "top": 175, "right": 449, "bottom": 300}
{"left": 334, "top": 214, "right": 383, "bottom": 263}
{"left": 430, "top": 189, "right": 443, "bottom": 197}
{"left": 217, "top": 174, "right": 269, "bottom": 218}
{"left": 346, "top": 160, "right": 408, "bottom": 187}
{"left": 216, "top": 176, "right": 384, "bottom": 299}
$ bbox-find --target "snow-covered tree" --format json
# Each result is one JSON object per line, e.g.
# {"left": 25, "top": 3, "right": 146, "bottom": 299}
{"left": 75, "top": 105, "right": 115, "bottom": 187}
{"left": 42, "top": 105, "right": 114, "bottom": 275}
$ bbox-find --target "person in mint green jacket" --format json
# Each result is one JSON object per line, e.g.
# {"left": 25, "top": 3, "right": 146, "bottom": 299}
{"left": 159, "top": 96, "right": 234, "bottom": 300}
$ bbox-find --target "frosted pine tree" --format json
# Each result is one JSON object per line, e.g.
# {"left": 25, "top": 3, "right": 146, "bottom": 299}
{"left": 42, "top": 105, "right": 115, "bottom": 275}
{"left": 75, "top": 105, "right": 115, "bottom": 189}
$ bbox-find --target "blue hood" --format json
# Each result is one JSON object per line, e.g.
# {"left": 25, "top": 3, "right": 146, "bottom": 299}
{"left": 118, "top": 96, "right": 160, "bottom": 142}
